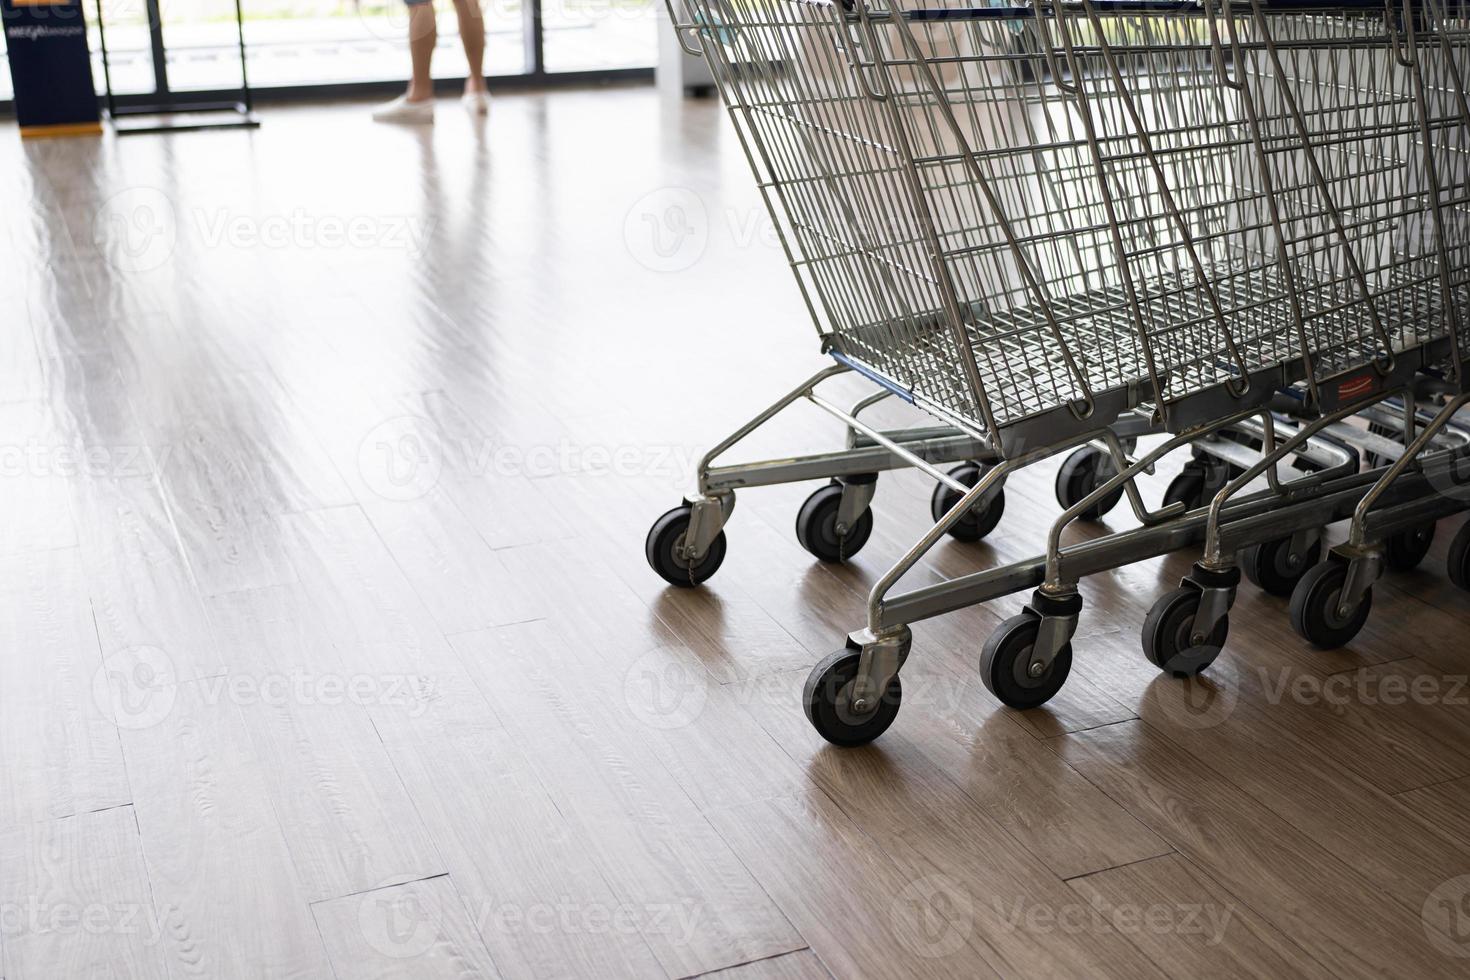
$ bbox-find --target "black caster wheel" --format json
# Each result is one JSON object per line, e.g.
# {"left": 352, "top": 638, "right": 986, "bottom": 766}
{"left": 802, "top": 647, "right": 902, "bottom": 746}
{"left": 931, "top": 463, "right": 1005, "bottom": 542}
{"left": 1241, "top": 533, "right": 1323, "bottom": 597}
{"left": 1141, "top": 587, "right": 1228, "bottom": 677}
{"left": 795, "top": 481, "right": 874, "bottom": 563}
{"left": 1384, "top": 523, "right": 1435, "bottom": 572}
{"left": 979, "top": 614, "right": 1072, "bottom": 709}
{"left": 1449, "top": 522, "right": 1470, "bottom": 591}
{"left": 1055, "top": 446, "right": 1124, "bottom": 521}
{"left": 1163, "top": 468, "right": 1203, "bottom": 511}
{"left": 1289, "top": 562, "right": 1373, "bottom": 649}
{"left": 646, "top": 505, "right": 727, "bottom": 588}
{"left": 1164, "top": 458, "right": 1234, "bottom": 514}
{"left": 1163, "top": 459, "right": 1226, "bottom": 512}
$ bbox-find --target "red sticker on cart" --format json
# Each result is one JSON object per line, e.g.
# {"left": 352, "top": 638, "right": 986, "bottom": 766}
{"left": 1337, "top": 374, "right": 1376, "bottom": 401}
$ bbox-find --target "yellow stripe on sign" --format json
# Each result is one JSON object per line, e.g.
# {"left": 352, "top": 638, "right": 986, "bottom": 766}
{"left": 19, "top": 121, "right": 103, "bottom": 139}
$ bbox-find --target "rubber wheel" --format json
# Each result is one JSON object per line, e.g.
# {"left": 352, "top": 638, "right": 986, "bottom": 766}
{"left": 1289, "top": 562, "right": 1373, "bottom": 649}
{"left": 1141, "top": 587, "right": 1228, "bottom": 677}
{"left": 1163, "top": 464, "right": 1206, "bottom": 512}
{"left": 1384, "top": 523, "right": 1435, "bottom": 572}
{"left": 1165, "top": 459, "right": 1231, "bottom": 512}
{"left": 930, "top": 463, "right": 1005, "bottom": 542}
{"left": 1449, "top": 522, "right": 1470, "bottom": 591}
{"left": 802, "top": 647, "right": 901, "bottom": 747}
{"left": 646, "top": 505, "right": 727, "bottom": 587}
{"left": 1055, "top": 446, "right": 1124, "bottom": 521}
{"left": 795, "top": 482, "right": 873, "bottom": 563}
{"left": 1241, "top": 533, "right": 1323, "bottom": 597}
{"left": 979, "top": 614, "right": 1072, "bottom": 709}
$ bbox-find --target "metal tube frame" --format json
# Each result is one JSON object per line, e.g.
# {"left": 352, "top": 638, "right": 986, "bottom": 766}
{"left": 1348, "top": 391, "right": 1470, "bottom": 547}
{"left": 869, "top": 422, "right": 1374, "bottom": 632}
{"left": 1199, "top": 392, "right": 1400, "bottom": 566}
{"left": 692, "top": 364, "right": 996, "bottom": 498}
{"left": 1043, "top": 405, "right": 1285, "bottom": 588}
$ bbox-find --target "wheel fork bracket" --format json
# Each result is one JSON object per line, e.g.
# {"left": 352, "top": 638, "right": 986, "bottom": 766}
{"left": 1184, "top": 562, "right": 1239, "bottom": 644}
{"left": 1025, "top": 588, "right": 1083, "bottom": 674}
{"left": 1336, "top": 550, "right": 1383, "bottom": 618}
{"left": 836, "top": 476, "right": 878, "bottom": 537}
{"left": 1191, "top": 587, "right": 1234, "bottom": 645}
{"left": 845, "top": 626, "right": 912, "bottom": 714}
{"left": 1285, "top": 527, "right": 1321, "bottom": 567}
{"left": 679, "top": 492, "right": 734, "bottom": 561}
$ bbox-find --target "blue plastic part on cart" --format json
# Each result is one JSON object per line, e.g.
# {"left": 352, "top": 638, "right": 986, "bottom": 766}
{"left": 829, "top": 352, "right": 919, "bottom": 405}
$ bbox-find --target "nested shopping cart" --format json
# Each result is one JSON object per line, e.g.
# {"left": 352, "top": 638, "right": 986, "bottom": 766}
{"left": 650, "top": 0, "right": 1470, "bottom": 744}
{"left": 1149, "top": 0, "right": 1470, "bottom": 653}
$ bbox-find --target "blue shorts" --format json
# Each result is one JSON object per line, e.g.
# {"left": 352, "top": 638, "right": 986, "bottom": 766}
{"left": 404, "top": 0, "right": 431, "bottom": 6}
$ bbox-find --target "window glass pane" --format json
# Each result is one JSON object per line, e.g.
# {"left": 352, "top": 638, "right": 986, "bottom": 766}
{"left": 89, "top": 0, "right": 160, "bottom": 96}
{"left": 542, "top": 0, "right": 654, "bottom": 72}
{"left": 160, "top": 0, "right": 526, "bottom": 93}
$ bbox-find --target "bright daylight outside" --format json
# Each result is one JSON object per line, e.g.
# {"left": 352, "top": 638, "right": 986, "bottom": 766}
{"left": 0, "top": 0, "right": 655, "bottom": 101}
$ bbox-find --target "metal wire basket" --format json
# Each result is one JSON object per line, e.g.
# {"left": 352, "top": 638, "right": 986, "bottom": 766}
{"left": 677, "top": 0, "right": 1470, "bottom": 452}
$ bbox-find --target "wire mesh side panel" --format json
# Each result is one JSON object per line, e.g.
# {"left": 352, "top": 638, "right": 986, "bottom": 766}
{"left": 690, "top": 0, "right": 1162, "bottom": 439}
{"left": 681, "top": 0, "right": 1470, "bottom": 438}
{"left": 1010, "top": 3, "right": 1305, "bottom": 417}
{"left": 688, "top": 0, "right": 988, "bottom": 433}
{"left": 1412, "top": 0, "right": 1470, "bottom": 374}
{"left": 854, "top": 3, "right": 1146, "bottom": 430}
{"left": 1233, "top": 3, "right": 1470, "bottom": 387}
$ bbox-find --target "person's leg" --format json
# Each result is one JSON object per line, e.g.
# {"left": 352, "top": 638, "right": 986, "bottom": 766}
{"left": 372, "top": 0, "right": 438, "bottom": 120}
{"left": 406, "top": 0, "right": 438, "bottom": 101}
{"left": 451, "top": 0, "right": 487, "bottom": 94}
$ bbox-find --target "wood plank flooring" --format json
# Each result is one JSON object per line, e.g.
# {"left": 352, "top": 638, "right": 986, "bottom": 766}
{"left": 3, "top": 88, "right": 1470, "bottom": 978}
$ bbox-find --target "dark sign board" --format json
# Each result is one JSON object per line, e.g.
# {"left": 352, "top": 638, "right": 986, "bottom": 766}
{"left": 2, "top": 0, "right": 101, "bottom": 137}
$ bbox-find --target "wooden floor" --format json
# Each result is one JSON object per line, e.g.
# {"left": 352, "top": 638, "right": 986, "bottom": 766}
{"left": 3, "top": 87, "right": 1470, "bottom": 979}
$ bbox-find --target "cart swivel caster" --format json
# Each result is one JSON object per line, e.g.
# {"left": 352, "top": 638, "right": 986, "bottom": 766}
{"left": 1449, "top": 522, "right": 1470, "bottom": 591}
{"left": 930, "top": 463, "right": 1005, "bottom": 542}
{"left": 1163, "top": 458, "right": 1231, "bottom": 512}
{"left": 1289, "top": 553, "right": 1378, "bottom": 649}
{"left": 1055, "top": 445, "right": 1124, "bottom": 521}
{"left": 646, "top": 495, "right": 732, "bottom": 587}
{"left": 803, "top": 630, "right": 908, "bottom": 746}
{"left": 796, "top": 475, "right": 876, "bottom": 563}
{"left": 1384, "top": 523, "right": 1435, "bottom": 572}
{"left": 1142, "top": 562, "right": 1237, "bottom": 677}
{"left": 1241, "top": 528, "right": 1323, "bottom": 597}
{"left": 980, "top": 590, "right": 1078, "bottom": 709}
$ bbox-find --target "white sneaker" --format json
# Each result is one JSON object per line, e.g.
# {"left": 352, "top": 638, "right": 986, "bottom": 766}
{"left": 372, "top": 95, "right": 435, "bottom": 124}
{"left": 462, "top": 91, "right": 490, "bottom": 116}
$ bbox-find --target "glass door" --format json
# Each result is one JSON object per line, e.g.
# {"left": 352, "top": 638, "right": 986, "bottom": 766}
{"left": 3, "top": 0, "right": 650, "bottom": 109}
{"left": 172, "top": 0, "right": 528, "bottom": 92}
{"left": 89, "top": 0, "right": 161, "bottom": 96}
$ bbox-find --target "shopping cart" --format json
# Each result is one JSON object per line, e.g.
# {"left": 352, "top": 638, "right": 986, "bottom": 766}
{"left": 651, "top": 0, "right": 1470, "bottom": 744}
{"left": 1153, "top": 0, "right": 1470, "bottom": 650}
